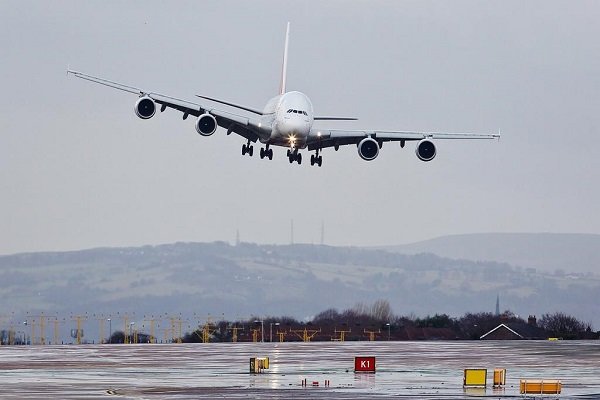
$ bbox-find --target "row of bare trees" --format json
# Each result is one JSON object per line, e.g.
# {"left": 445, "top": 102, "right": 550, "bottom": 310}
{"left": 100, "top": 300, "right": 596, "bottom": 343}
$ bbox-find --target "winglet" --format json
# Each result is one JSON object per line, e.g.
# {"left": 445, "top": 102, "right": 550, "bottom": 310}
{"left": 279, "top": 22, "right": 290, "bottom": 95}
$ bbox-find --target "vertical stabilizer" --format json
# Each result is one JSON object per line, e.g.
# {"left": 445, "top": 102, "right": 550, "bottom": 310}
{"left": 279, "top": 22, "right": 290, "bottom": 95}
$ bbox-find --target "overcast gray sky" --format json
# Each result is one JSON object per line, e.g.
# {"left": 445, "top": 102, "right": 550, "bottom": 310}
{"left": 1, "top": 0, "right": 599, "bottom": 255}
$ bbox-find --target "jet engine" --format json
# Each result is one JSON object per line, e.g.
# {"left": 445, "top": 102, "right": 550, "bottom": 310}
{"left": 134, "top": 96, "right": 156, "bottom": 119}
{"left": 195, "top": 113, "right": 217, "bottom": 136}
{"left": 357, "top": 137, "right": 379, "bottom": 161}
{"left": 416, "top": 139, "right": 436, "bottom": 162}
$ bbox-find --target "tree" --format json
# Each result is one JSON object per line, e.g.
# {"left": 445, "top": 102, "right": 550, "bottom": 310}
{"left": 313, "top": 308, "right": 340, "bottom": 324}
{"left": 416, "top": 314, "right": 456, "bottom": 329}
{"left": 370, "top": 299, "right": 393, "bottom": 322}
{"left": 539, "top": 312, "right": 587, "bottom": 339}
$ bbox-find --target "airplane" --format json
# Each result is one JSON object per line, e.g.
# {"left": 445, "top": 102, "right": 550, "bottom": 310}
{"left": 68, "top": 23, "right": 499, "bottom": 167}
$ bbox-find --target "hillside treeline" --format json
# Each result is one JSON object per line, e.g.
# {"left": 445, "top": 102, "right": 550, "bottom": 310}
{"left": 101, "top": 300, "right": 598, "bottom": 344}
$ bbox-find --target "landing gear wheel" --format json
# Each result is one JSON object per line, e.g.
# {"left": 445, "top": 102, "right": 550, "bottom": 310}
{"left": 318, "top": 156, "right": 323, "bottom": 167}
{"left": 288, "top": 154, "right": 294, "bottom": 163}
{"left": 260, "top": 148, "right": 265, "bottom": 159}
{"left": 310, "top": 154, "right": 315, "bottom": 165}
{"left": 297, "top": 153, "right": 302, "bottom": 165}
{"left": 248, "top": 145, "right": 254, "bottom": 157}
{"left": 242, "top": 144, "right": 247, "bottom": 155}
{"left": 268, "top": 149, "right": 273, "bottom": 160}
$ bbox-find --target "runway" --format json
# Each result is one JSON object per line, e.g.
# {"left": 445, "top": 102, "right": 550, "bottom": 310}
{"left": 1, "top": 341, "right": 599, "bottom": 398}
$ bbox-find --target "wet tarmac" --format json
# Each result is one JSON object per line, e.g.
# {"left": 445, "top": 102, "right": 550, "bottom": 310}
{"left": 0, "top": 341, "right": 599, "bottom": 399}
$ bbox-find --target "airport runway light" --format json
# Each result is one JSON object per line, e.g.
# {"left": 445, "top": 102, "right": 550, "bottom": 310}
{"left": 107, "top": 318, "right": 112, "bottom": 344}
{"left": 386, "top": 323, "right": 391, "bottom": 341}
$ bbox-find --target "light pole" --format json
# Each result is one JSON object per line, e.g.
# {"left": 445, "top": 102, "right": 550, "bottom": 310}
{"left": 386, "top": 323, "right": 391, "bottom": 341}
{"left": 270, "top": 322, "right": 280, "bottom": 342}
{"left": 107, "top": 318, "right": 112, "bottom": 344}
{"left": 130, "top": 322, "right": 135, "bottom": 344}
{"left": 23, "top": 321, "right": 28, "bottom": 345}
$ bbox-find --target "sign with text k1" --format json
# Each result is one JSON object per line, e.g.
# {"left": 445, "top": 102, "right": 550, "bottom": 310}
{"left": 354, "top": 356, "right": 376, "bottom": 373}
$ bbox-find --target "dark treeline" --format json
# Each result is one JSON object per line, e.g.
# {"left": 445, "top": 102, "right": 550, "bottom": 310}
{"left": 102, "top": 300, "right": 598, "bottom": 344}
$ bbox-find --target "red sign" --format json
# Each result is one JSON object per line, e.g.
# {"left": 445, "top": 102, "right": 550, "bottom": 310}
{"left": 354, "top": 356, "right": 376, "bottom": 373}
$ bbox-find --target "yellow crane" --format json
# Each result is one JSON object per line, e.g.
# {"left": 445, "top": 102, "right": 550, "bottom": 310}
{"left": 199, "top": 318, "right": 216, "bottom": 343}
{"left": 276, "top": 329, "right": 287, "bottom": 343}
{"left": 333, "top": 327, "right": 351, "bottom": 342}
{"left": 228, "top": 325, "right": 244, "bottom": 343}
{"left": 26, "top": 313, "right": 56, "bottom": 345}
{"left": 363, "top": 328, "right": 381, "bottom": 341}
{"left": 251, "top": 328, "right": 261, "bottom": 343}
{"left": 168, "top": 316, "right": 185, "bottom": 343}
{"left": 52, "top": 318, "right": 66, "bottom": 345}
{"left": 123, "top": 315, "right": 130, "bottom": 344}
{"left": 290, "top": 327, "right": 321, "bottom": 342}
{"left": 93, "top": 314, "right": 107, "bottom": 344}
{"left": 70, "top": 315, "right": 88, "bottom": 345}
{"left": 143, "top": 316, "right": 158, "bottom": 343}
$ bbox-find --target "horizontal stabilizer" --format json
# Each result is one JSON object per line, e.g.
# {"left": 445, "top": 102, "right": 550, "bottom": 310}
{"left": 314, "top": 116, "right": 358, "bottom": 121}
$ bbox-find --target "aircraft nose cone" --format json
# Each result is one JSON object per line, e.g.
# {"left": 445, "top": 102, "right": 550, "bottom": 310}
{"left": 282, "top": 119, "right": 308, "bottom": 135}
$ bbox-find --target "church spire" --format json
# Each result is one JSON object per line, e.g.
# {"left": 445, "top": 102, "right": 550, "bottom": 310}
{"left": 495, "top": 294, "right": 500, "bottom": 316}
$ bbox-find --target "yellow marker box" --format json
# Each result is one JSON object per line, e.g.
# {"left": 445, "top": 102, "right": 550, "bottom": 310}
{"left": 493, "top": 368, "right": 506, "bottom": 386}
{"left": 464, "top": 369, "right": 487, "bottom": 387}
{"left": 520, "top": 379, "right": 562, "bottom": 394}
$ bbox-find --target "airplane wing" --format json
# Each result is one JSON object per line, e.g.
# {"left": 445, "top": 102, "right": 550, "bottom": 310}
{"left": 67, "top": 70, "right": 262, "bottom": 143}
{"left": 307, "top": 129, "right": 499, "bottom": 150}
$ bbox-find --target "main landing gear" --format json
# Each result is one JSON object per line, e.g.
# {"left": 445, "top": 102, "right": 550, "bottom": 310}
{"left": 310, "top": 149, "right": 323, "bottom": 167}
{"left": 287, "top": 148, "right": 302, "bottom": 164}
{"left": 260, "top": 146, "right": 273, "bottom": 160}
{"left": 241, "top": 140, "right": 254, "bottom": 157}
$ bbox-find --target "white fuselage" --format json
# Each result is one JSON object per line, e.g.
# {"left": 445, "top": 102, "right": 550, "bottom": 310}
{"left": 260, "top": 91, "right": 314, "bottom": 148}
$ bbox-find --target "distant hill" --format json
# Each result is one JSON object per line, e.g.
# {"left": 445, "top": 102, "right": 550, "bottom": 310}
{"left": 0, "top": 240, "right": 599, "bottom": 341}
{"left": 382, "top": 233, "right": 600, "bottom": 274}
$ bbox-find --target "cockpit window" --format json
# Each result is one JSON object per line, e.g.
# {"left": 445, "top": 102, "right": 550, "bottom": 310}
{"left": 286, "top": 109, "right": 308, "bottom": 116}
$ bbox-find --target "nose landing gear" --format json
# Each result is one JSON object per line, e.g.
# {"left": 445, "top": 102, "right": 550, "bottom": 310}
{"left": 260, "top": 145, "right": 273, "bottom": 160}
{"left": 287, "top": 148, "right": 302, "bottom": 164}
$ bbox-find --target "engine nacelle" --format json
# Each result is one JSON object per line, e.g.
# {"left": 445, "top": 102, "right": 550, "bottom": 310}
{"left": 357, "top": 137, "right": 379, "bottom": 161}
{"left": 195, "top": 113, "right": 217, "bottom": 136}
{"left": 416, "top": 139, "right": 436, "bottom": 162}
{"left": 134, "top": 96, "right": 156, "bottom": 119}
